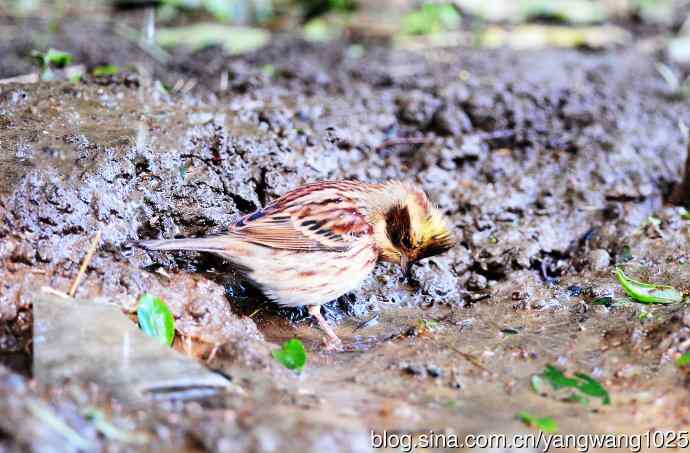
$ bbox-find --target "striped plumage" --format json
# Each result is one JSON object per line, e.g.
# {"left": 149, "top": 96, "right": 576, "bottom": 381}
{"left": 138, "top": 180, "right": 455, "bottom": 348}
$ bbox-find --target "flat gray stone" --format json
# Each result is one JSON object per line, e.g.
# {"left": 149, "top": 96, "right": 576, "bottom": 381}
{"left": 33, "top": 292, "right": 230, "bottom": 403}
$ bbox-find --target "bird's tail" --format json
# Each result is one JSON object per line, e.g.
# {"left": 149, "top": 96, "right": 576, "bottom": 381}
{"left": 136, "top": 236, "right": 231, "bottom": 253}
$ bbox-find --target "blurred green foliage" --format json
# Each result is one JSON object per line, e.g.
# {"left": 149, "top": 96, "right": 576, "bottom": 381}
{"left": 632, "top": 0, "right": 675, "bottom": 24}
{"left": 92, "top": 64, "right": 121, "bottom": 76}
{"left": 31, "top": 48, "right": 73, "bottom": 80}
{"left": 157, "top": 22, "right": 270, "bottom": 52}
{"left": 403, "top": 2, "right": 460, "bottom": 35}
{"left": 160, "top": 0, "right": 243, "bottom": 22}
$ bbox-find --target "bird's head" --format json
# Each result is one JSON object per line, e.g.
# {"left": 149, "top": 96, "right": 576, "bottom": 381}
{"left": 370, "top": 182, "right": 455, "bottom": 276}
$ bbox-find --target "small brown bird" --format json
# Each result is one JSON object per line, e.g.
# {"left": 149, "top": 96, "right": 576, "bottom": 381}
{"left": 138, "top": 180, "right": 455, "bottom": 348}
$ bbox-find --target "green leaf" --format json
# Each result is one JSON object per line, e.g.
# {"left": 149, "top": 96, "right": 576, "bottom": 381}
{"left": 517, "top": 411, "right": 558, "bottom": 433}
{"left": 328, "top": 0, "right": 357, "bottom": 14}
{"left": 615, "top": 268, "right": 683, "bottom": 305}
{"left": 542, "top": 364, "right": 580, "bottom": 390}
{"left": 272, "top": 339, "right": 307, "bottom": 371}
{"left": 422, "top": 318, "right": 439, "bottom": 330}
{"left": 591, "top": 296, "right": 613, "bottom": 307}
{"left": 303, "top": 18, "right": 341, "bottom": 42}
{"left": 137, "top": 293, "right": 175, "bottom": 346}
{"left": 93, "top": 65, "right": 120, "bottom": 76}
{"left": 523, "top": 0, "right": 607, "bottom": 25}
{"left": 202, "top": 0, "right": 235, "bottom": 22}
{"left": 33, "top": 48, "right": 73, "bottom": 68}
{"left": 638, "top": 310, "right": 653, "bottom": 321}
{"left": 677, "top": 352, "right": 690, "bottom": 367}
{"left": 535, "top": 364, "right": 610, "bottom": 406}
{"left": 157, "top": 23, "right": 270, "bottom": 55}
{"left": 403, "top": 3, "right": 461, "bottom": 36}
{"left": 573, "top": 372, "right": 611, "bottom": 405}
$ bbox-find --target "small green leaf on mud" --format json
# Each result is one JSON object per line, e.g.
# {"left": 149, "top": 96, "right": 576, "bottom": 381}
{"left": 517, "top": 411, "right": 558, "bottom": 433}
{"left": 535, "top": 364, "right": 610, "bottom": 405}
{"left": 541, "top": 364, "right": 580, "bottom": 390}
{"left": 418, "top": 318, "right": 440, "bottom": 333}
{"left": 677, "top": 352, "right": 690, "bottom": 367}
{"left": 93, "top": 65, "right": 120, "bottom": 76}
{"left": 572, "top": 372, "right": 611, "bottom": 405}
{"left": 273, "top": 339, "right": 307, "bottom": 371}
{"left": 591, "top": 296, "right": 613, "bottom": 307}
{"left": 681, "top": 208, "right": 690, "bottom": 221}
{"left": 137, "top": 293, "right": 175, "bottom": 346}
{"left": 615, "top": 268, "right": 683, "bottom": 305}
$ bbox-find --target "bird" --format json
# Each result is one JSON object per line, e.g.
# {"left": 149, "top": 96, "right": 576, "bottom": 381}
{"left": 137, "top": 180, "right": 455, "bottom": 349}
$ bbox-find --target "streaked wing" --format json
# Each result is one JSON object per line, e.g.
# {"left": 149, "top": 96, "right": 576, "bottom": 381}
{"left": 230, "top": 182, "right": 373, "bottom": 252}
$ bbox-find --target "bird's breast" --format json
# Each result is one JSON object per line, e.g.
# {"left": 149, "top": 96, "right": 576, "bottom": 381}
{"left": 238, "top": 239, "right": 378, "bottom": 308}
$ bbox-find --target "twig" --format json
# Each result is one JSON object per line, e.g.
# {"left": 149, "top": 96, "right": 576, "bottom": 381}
{"left": 446, "top": 344, "right": 493, "bottom": 375}
{"left": 68, "top": 230, "right": 101, "bottom": 297}
{"left": 41, "top": 286, "right": 72, "bottom": 300}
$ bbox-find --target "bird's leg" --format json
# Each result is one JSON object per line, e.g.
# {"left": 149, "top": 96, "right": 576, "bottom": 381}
{"left": 308, "top": 305, "right": 342, "bottom": 350}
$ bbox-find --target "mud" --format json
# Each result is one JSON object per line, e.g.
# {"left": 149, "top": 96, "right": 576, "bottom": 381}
{"left": 2, "top": 15, "right": 690, "bottom": 452}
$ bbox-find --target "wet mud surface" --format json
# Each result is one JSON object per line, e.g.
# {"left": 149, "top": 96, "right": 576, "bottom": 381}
{"left": 2, "top": 16, "right": 690, "bottom": 452}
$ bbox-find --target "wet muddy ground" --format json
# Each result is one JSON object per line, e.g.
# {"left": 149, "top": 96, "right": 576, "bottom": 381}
{"left": 2, "top": 15, "right": 690, "bottom": 452}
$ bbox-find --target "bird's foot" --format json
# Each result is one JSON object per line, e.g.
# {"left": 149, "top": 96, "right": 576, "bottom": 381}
{"left": 308, "top": 305, "right": 343, "bottom": 351}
